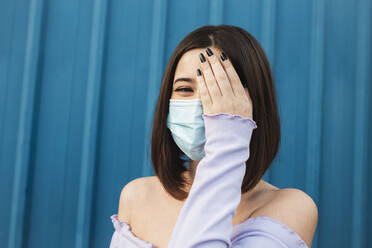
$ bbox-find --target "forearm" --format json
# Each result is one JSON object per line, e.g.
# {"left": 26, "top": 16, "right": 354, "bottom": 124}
{"left": 167, "top": 113, "right": 257, "bottom": 248}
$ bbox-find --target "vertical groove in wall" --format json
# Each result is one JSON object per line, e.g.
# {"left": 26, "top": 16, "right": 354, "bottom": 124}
{"left": 261, "top": 0, "right": 276, "bottom": 65}
{"left": 7, "top": 0, "right": 44, "bottom": 247}
{"left": 209, "top": 0, "right": 224, "bottom": 25}
{"left": 0, "top": 3, "right": 16, "bottom": 149}
{"left": 142, "top": 0, "right": 168, "bottom": 176}
{"left": 74, "top": 0, "right": 108, "bottom": 247}
{"left": 351, "top": 0, "right": 371, "bottom": 246}
{"left": 306, "top": 0, "right": 325, "bottom": 247}
{"left": 261, "top": 0, "right": 277, "bottom": 182}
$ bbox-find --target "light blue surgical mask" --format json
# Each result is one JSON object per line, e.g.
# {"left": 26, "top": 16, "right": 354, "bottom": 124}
{"left": 166, "top": 98, "right": 206, "bottom": 162}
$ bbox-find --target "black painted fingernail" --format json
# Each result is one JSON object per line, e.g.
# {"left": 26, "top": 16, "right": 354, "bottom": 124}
{"left": 199, "top": 53, "right": 206, "bottom": 63}
{"left": 220, "top": 52, "right": 227, "bottom": 61}
{"left": 196, "top": 69, "right": 202, "bottom": 76}
{"left": 206, "top": 47, "right": 213, "bottom": 56}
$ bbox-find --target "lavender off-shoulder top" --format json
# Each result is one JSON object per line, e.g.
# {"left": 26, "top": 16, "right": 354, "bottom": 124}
{"left": 109, "top": 113, "right": 309, "bottom": 248}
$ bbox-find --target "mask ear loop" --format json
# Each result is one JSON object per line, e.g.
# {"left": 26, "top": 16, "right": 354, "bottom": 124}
{"left": 180, "top": 153, "right": 191, "bottom": 168}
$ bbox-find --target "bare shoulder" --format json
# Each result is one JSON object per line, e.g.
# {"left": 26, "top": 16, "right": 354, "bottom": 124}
{"left": 251, "top": 188, "right": 318, "bottom": 247}
{"left": 117, "top": 176, "right": 154, "bottom": 224}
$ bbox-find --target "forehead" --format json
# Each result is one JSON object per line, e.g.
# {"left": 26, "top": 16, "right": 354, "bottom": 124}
{"left": 174, "top": 47, "right": 222, "bottom": 79}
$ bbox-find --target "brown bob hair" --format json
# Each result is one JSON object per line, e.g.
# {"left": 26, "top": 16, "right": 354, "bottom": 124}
{"left": 150, "top": 24, "right": 280, "bottom": 201}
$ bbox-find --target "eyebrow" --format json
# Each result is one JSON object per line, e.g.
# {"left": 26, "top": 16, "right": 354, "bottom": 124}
{"left": 174, "top": 77, "right": 195, "bottom": 84}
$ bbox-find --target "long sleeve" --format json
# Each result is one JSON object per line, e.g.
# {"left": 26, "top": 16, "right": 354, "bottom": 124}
{"left": 167, "top": 112, "right": 257, "bottom": 248}
{"left": 109, "top": 214, "right": 154, "bottom": 248}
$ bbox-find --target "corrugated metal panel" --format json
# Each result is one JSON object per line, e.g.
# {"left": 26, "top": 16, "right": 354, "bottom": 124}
{"left": 0, "top": 0, "right": 371, "bottom": 247}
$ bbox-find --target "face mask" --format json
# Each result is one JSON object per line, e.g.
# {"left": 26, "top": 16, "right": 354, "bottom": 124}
{"left": 166, "top": 98, "right": 206, "bottom": 162}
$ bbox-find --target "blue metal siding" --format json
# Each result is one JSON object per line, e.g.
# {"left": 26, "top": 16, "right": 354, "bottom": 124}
{"left": 0, "top": 0, "right": 371, "bottom": 247}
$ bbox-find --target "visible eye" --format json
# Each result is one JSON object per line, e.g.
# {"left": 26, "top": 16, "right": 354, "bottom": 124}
{"left": 175, "top": 87, "right": 193, "bottom": 92}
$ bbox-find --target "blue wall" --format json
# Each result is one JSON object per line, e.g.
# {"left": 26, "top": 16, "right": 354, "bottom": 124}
{"left": 1, "top": 0, "right": 371, "bottom": 247}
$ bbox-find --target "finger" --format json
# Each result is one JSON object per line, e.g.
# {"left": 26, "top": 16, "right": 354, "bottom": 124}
{"left": 196, "top": 68, "right": 212, "bottom": 111}
{"left": 220, "top": 53, "right": 247, "bottom": 100}
{"left": 205, "top": 48, "right": 234, "bottom": 98}
{"left": 199, "top": 52, "right": 223, "bottom": 103}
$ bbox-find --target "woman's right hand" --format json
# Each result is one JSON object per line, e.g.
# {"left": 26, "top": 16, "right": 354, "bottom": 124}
{"left": 196, "top": 47, "right": 253, "bottom": 120}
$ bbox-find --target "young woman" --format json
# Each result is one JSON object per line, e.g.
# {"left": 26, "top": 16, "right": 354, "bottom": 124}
{"left": 110, "top": 24, "right": 318, "bottom": 248}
